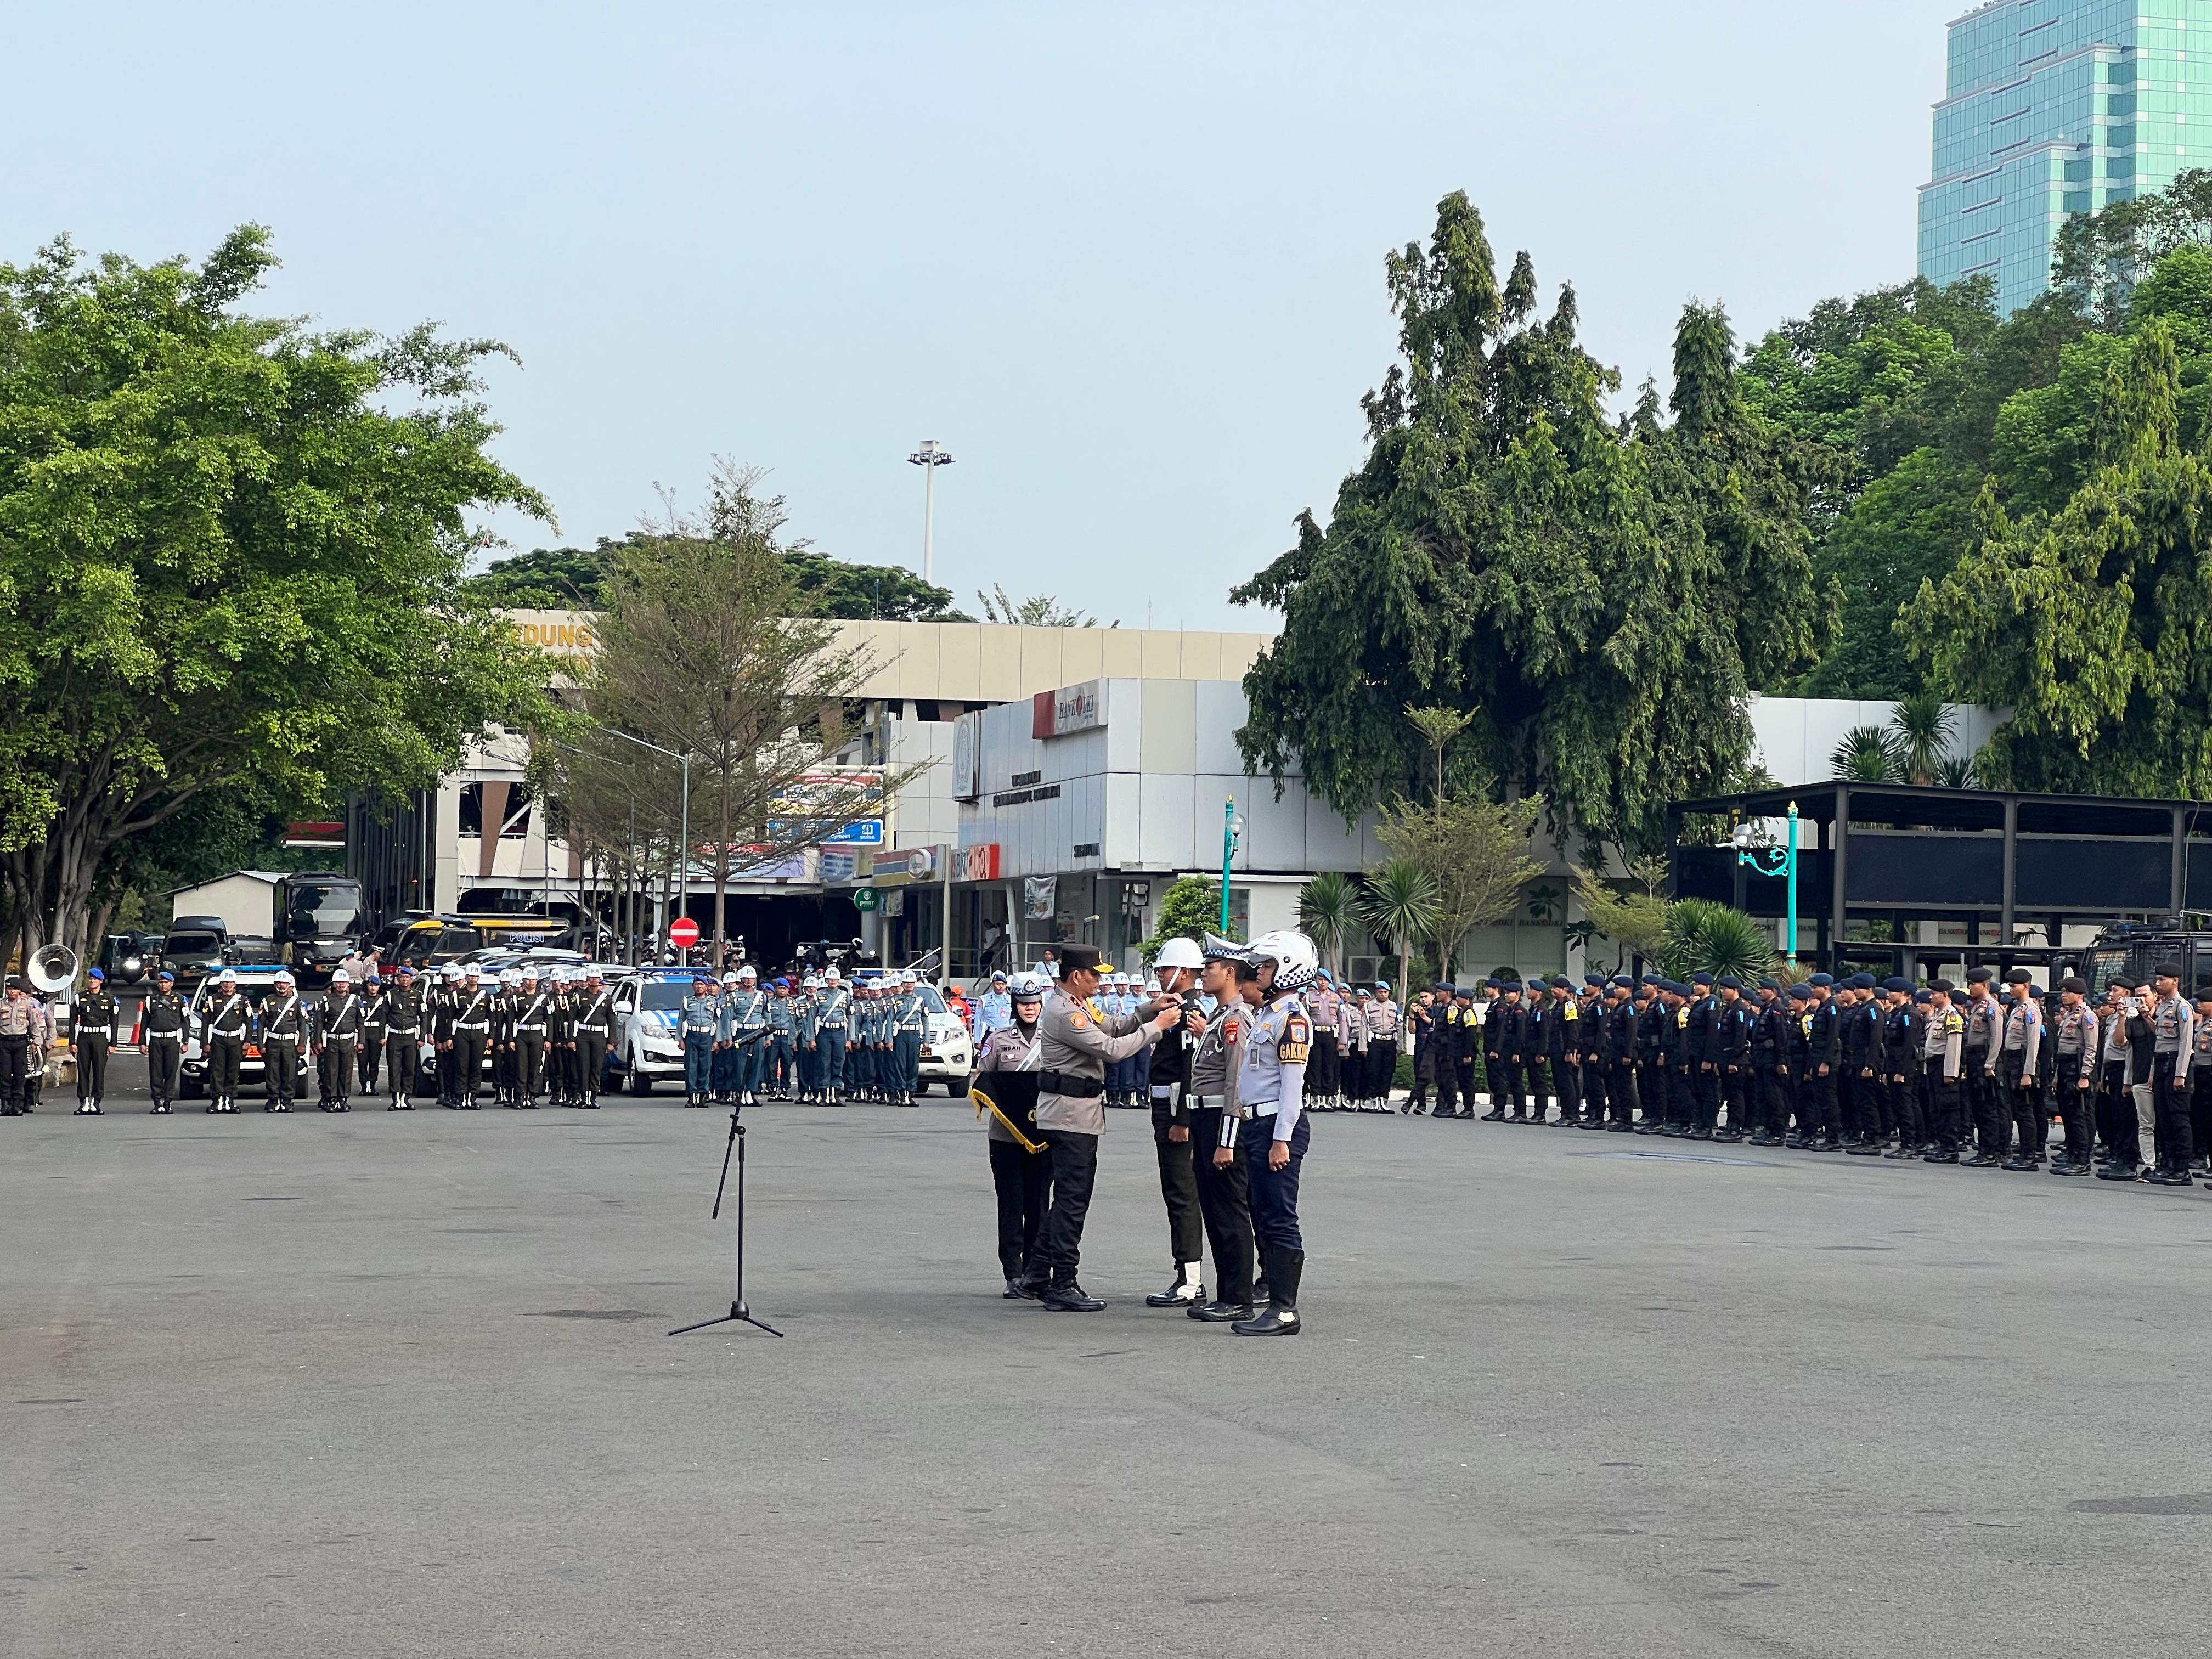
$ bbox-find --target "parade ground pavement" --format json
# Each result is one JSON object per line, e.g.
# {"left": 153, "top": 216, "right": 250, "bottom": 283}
{"left": 8, "top": 1065, "right": 2212, "bottom": 1659}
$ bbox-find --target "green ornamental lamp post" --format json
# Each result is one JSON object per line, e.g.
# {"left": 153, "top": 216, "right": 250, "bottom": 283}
{"left": 1734, "top": 801, "right": 1799, "bottom": 961}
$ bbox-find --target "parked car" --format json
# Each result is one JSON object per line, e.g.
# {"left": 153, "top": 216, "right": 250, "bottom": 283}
{"left": 161, "top": 927, "right": 228, "bottom": 990}
{"left": 852, "top": 972, "right": 973, "bottom": 1094}
{"left": 607, "top": 971, "right": 692, "bottom": 1095}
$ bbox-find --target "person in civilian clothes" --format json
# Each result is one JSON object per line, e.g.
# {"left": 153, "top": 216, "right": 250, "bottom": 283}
{"left": 1017, "top": 944, "right": 1182, "bottom": 1311}
{"left": 972, "top": 974, "right": 1051, "bottom": 1296}
{"left": 1225, "top": 931, "right": 1318, "bottom": 1336}
{"left": 2049, "top": 977, "right": 2100, "bottom": 1176}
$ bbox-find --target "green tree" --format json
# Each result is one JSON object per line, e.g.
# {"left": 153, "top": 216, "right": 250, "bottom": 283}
{"left": 1830, "top": 726, "right": 1905, "bottom": 783}
{"left": 1659, "top": 899, "right": 1776, "bottom": 983}
{"left": 1902, "top": 317, "right": 2212, "bottom": 797}
{"left": 1571, "top": 857, "right": 1671, "bottom": 970}
{"left": 471, "top": 535, "right": 965, "bottom": 620}
{"left": 468, "top": 544, "right": 614, "bottom": 607}
{"left": 2052, "top": 167, "right": 2212, "bottom": 326}
{"left": 1296, "top": 870, "right": 1356, "bottom": 977}
{"left": 1889, "top": 690, "right": 1955, "bottom": 784}
{"left": 1141, "top": 874, "right": 1222, "bottom": 961}
{"left": 1358, "top": 857, "right": 1440, "bottom": 1001}
{"left": 976, "top": 584, "right": 1111, "bottom": 627}
{"left": 0, "top": 227, "right": 553, "bottom": 958}
{"left": 1374, "top": 787, "right": 1541, "bottom": 979}
{"left": 1234, "top": 193, "right": 1829, "bottom": 857}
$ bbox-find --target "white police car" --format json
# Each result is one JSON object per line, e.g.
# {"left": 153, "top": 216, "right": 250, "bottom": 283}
{"left": 608, "top": 970, "right": 695, "bottom": 1095}
{"left": 174, "top": 967, "right": 313, "bottom": 1098}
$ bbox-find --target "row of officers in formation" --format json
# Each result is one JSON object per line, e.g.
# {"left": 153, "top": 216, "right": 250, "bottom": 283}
{"left": 673, "top": 965, "right": 936, "bottom": 1109}
{"left": 1318, "top": 964, "right": 2210, "bottom": 1184}
{"left": 0, "top": 961, "right": 624, "bottom": 1117}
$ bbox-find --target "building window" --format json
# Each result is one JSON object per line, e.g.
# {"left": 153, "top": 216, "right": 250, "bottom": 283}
{"left": 458, "top": 781, "right": 532, "bottom": 839}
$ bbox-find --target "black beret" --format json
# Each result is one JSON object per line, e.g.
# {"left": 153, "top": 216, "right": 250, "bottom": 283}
{"left": 2004, "top": 967, "right": 2033, "bottom": 984}
{"left": 2154, "top": 961, "right": 2185, "bottom": 980}
{"left": 1548, "top": 975, "right": 1572, "bottom": 989}
{"left": 1928, "top": 978, "right": 1954, "bottom": 995}
{"left": 2060, "top": 976, "right": 2087, "bottom": 995}
{"left": 1965, "top": 967, "right": 1993, "bottom": 983}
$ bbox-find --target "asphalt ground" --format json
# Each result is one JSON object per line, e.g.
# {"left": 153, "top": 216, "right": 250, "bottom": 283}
{"left": 8, "top": 1061, "right": 2212, "bottom": 1659}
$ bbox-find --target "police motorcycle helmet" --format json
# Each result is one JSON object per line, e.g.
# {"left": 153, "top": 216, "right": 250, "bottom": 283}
{"left": 1246, "top": 930, "right": 1320, "bottom": 993}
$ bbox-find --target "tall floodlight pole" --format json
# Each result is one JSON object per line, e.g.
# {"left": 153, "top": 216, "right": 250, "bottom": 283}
{"left": 907, "top": 439, "right": 955, "bottom": 584}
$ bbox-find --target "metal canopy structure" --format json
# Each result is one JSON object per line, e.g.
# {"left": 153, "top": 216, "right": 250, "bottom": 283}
{"left": 1668, "top": 782, "right": 2212, "bottom": 972}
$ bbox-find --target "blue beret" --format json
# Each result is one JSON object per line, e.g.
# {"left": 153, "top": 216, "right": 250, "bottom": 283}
{"left": 1912, "top": 988, "right": 1933, "bottom": 1003}
{"left": 1882, "top": 976, "right": 1912, "bottom": 993}
{"left": 1610, "top": 975, "right": 1633, "bottom": 989}
{"left": 1663, "top": 980, "right": 1688, "bottom": 996}
{"left": 1548, "top": 975, "right": 1571, "bottom": 989}
{"left": 156, "top": 968, "right": 175, "bottom": 981}
{"left": 1502, "top": 980, "right": 1522, "bottom": 990}
{"left": 1854, "top": 973, "right": 1879, "bottom": 990}
{"left": 1691, "top": 970, "right": 1714, "bottom": 986}
{"left": 2031, "top": 985, "right": 2045, "bottom": 998}
{"left": 1717, "top": 975, "right": 1741, "bottom": 990}
{"left": 1482, "top": 977, "right": 1502, "bottom": 988}
{"left": 1787, "top": 983, "right": 1813, "bottom": 999}
{"left": 1584, "top": 973, "right": 1605, "bottom": 986}
{"left": 1758, "top": 976, "right": 1780, "bottom": 990}
{"left": 1640, "top": 973, "right": 1660, "bottom": 985}
{"left": 1435, "top": 983, "right": 1456, "bottom": 996}
{"left": 87, "top": 968, "right": 104, "bottom": 981}
{"left": 1808, "top": 972, "right": 1835, "bottom": 988}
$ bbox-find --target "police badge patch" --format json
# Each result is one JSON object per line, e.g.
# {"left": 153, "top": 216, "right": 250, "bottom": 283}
{"left": 1279, "top": 1014, "right": 1311, "bottom": 1064}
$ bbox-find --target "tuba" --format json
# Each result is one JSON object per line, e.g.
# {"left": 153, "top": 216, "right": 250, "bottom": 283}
{"left": 29, "top": 944, "right": 79, "bottom": 995}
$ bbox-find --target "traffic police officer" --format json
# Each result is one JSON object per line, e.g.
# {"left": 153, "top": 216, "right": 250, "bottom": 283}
{"left": 142, "top": 968, "right": 188, "bottom": 1115}
{"left": 1224, "top": 931, "right": 1317, "bottom": 1336}
{"left": 313, "top": 968, "right": 366, "bottom": 1111}
{"left": 681, "top": 972, "right": 719, "bottom": 1107}
{"left": 382, "top": 964, "right": 425, "bottom": 1109}
{"left": 258, "top": 969, "right": 308, "bottom": 1113}
{"left": 71, "top": 967, "right": 118, "bottom": 1115}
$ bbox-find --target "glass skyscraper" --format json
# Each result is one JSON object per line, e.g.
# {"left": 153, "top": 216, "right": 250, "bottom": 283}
{"left": 1919, "top": 2, "right": 2212, "bottom": 314}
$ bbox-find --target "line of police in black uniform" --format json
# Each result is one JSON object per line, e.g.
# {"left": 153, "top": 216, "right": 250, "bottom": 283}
{"left": 1392, "top": 965, "right": 2212, "bottom": 1182}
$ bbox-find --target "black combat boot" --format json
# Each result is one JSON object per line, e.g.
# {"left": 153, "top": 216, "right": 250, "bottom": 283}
{"left": 1233, "top": 1248, "right": 1304, "bottom": 1336}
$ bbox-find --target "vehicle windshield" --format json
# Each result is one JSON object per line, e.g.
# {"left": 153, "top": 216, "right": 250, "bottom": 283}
{"left": 166, "top": 932, "right": 222, "bottom": 957}
{"left": 637, "top": 981, "right": 691, "bottom": 1010}
{"left": 287, "top": 883, "right": 362, "bottom": 935}
{"left": 2085, "top": 948, "right": 2129, "bottom": 996}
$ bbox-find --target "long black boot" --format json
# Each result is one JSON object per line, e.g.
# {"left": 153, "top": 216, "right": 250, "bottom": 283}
{"left": 1233, "top": 1248, "right": 1304, "bottom": 1336}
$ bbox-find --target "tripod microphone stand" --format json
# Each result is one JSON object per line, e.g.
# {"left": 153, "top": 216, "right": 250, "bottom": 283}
{"left": 670, "top": 1028, "right": 782, "bottom": 1339}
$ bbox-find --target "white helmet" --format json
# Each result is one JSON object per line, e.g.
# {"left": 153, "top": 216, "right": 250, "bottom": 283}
{"left": 825, "top": 967, "right": 842, "bottom": 981}
{"left": 330, "top": 969, "right": 351, "bottom": 986}
{"left": 443, "top": 963, "right": 464, "bottom": 982}
{"left": 721, "top": 971, "right": 740, "bottom": 986}
{"left": 274, "top": 970, "right": 295, "bottom": 986}
{"left": 1248, "top": 930, "right": 1320, "bottom": 992}
{"left": 499, "top": 968, "right": 521, "bottom": 986}
{"left": 1153, "top": 937, "right": 1204, "bottom": 972}
{"left": 737, "top": 964, "right": 757, "bottom": 980}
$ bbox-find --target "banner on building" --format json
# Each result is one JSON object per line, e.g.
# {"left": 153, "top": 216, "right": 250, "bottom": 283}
{"left": 1023, "top": 876, "right": 1057, "bottom": 921}
{"left": 1031, "top": 680, "right": 1102, "bottom": 739}
{"left": 956, "top": 843, "right": 1001, "bottom": 882}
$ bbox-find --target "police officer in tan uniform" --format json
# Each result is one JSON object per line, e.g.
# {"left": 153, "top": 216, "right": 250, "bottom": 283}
{"left": 1015, "top": 944, "right": 1182, "bottom": 1311}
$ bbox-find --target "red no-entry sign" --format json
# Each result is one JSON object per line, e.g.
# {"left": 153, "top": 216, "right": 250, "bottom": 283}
{"left": 668, "top": 917, "right": 700, "bottom": 949}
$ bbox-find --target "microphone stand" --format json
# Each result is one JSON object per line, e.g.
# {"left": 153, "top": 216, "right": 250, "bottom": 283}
{"left": 670, "top": 1026, "right": 782, "bottom": 1339}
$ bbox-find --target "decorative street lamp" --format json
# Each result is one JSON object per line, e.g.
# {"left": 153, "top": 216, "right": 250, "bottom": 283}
{"left": 1734, "top": 802, "right": 1800, "bottom": 961}
{"left": 1220, "top": 800, "right": 1244, "bottom": 934}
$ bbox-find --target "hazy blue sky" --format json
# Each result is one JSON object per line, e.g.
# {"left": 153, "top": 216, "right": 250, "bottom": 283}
{"left": 8, "top": 2, "right": 1948, "bottom": 629}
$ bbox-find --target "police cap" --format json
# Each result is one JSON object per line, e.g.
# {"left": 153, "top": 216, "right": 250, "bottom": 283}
{"left": 1691, "top": 970, "right": 1714, "bottom": 986}
{"left": 2060, "top": 975, "right": 2088, "bottom": 995}
{"left": 1929, "top": 978, "right": 1955, "bottom": 995}
{"left": 2004, "top": 968, "right": 2033, "bottom": 985}
{"left": 1808, "top": 972, "right": 1835, "bottom": 989}
{"left": 1965, "top": 967, "right": 1993, "bottom": 984}
{"left": 1058, "top": 945, "right": 1104, "bottom": 975}
{"left": 1881, "top": 976, "right": 1911, "bottom": 994}
{"left": 1716, "top": 975, "right": 1741, "bottom": 990}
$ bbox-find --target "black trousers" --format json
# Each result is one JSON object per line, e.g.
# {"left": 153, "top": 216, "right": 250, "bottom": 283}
{"left": 264, "top": 1039, "right": 299, "bottom": 1105}
{"left": 1188, "top": 1105, "right": 1255, "bottom": 1306}
{"left": 1717, "top": 1065, "right": 1751, "bottom": 1132}
{"left": 0, "top": 1033, "right": 28, "bottom": 1111}
{"left": 1454, "top": 1053, "right": 1477, "bottom": 1110}
{"left": 1432, "top": 1048, "right": 1459, "bottom": 1114}
{"left": 2001, "top": 1051, "right": 2044, "bottom": 1159}
{"left": 2152, "top": 1054, "right": 2190, "bottom": 1170}
{"left": 359, "top": 1034, "right": 383, "bottom": 1090}
{"left": 318, "top": 1039, "right": 356, "bottom": 1105}
{"left": 988, "top": 1138, "right": 1050, "bottom": 1282}
{"left": 1689, "top": 1063, "right": 1719, "bottom": 1130}
{"left": 1964, "top": 1058, "right": 2001, "bottom": 1153}
{"left": 208, "top": 1035, "right": 244, "bottom": 1099}
{"left": 387, "top": 1034, "right": 421, "bottom": 1099}
{"left": 1308, "top": 1032, "right": 1339, "bottom": 1099}
{"left": 1801, "top": 1067, "right": 1839, "bottom": 1138}
{"left": 1150, "top": 1105, "right": 1203, "bottom": 1266}
{"left": 1758, "top": 1064, "right": 1790, "bottom": 1135}
{"left": 1028, "top": 1130, "right": 1100, "bottom": 1286}
{"left": 76, "top": 1035, "right": 109, "bottom": 1102}
{"left": 1638, "top": 1059, "right": 1664, "bottom": 1123}
{"left": 2055, "top": 1055, "right": 2094, "bottom": 1163}
{"left": 1925, "top": 1060, "right": 1962, "bottom": 1152}
{"left": 1489, "top": 1054, "right": 1517, "bottom": 1111}
{"left": 1887, "top": 1070, "right": 1923, "bottom": 1147}
{"left": 1607, "top": 1060, "right": 1638, "bottom": 1124}
{"left": 146, "top": 1035, "right": 182, "bottom": 1103}
{"left": 454, "top": 1031, "right": 488, "bottom": 1099}
{"left": 578, "top": 1034, "right": 608, "bottom": 1101}
{"left": 1581, "top": 1057, "right": 1607, "bottom": 1123}
{"left": 518, "top": 1032, "right": 547, "bottom": 1099}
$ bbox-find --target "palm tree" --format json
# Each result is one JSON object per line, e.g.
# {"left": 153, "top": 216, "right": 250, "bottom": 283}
{"left": 1830, "top": 725, "right": 1905, "bottom": 783}
{"left": 1889, "top": 691, "right": 1956, "bottom": 785}
{"left": 1359, "top": 858, "right": 1440, "bottom": 998}
{"left": 1298, "top": 871, "right": 1356, "bottom": 977}
{"left": 1936, "top": 754, "right": 1978, "bottom": 789}
{"left": 1660, "top": 899, "right": 1776, "bottom": 984}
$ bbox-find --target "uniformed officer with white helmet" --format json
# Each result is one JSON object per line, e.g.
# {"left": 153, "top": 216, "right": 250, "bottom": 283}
{"left": 1227, "top": 930, "right": 1319, "bottom": 1335}
{"left": 1143, "top": 935, "right": 1207, "bottom": 1306}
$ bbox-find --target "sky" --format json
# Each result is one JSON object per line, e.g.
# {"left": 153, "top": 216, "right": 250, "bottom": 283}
{"left": 7, "top": 1, "right": 1949, "bottom": 630}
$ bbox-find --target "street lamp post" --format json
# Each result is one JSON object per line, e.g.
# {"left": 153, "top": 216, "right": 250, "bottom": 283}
{"left": 594, "top": 727, "right": 692, "bottom": 965}
{"left": 1220, "top": 800, "right": 1244, "bottom": 934}
{"left": 1734, "top": 801, "right": 1801, "bottom": 962}
{"left": 907, "top": 439, "right": 954, "bottom": 585}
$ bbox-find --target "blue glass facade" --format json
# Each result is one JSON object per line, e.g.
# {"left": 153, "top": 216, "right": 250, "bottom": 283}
{"left": 1919, "top": 1, "right": 2212, "bottom": 314}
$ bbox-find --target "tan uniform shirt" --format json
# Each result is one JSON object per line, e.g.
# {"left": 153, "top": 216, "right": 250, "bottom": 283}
{"left": 1035, "top": 989, "right": 1158, "bottom": 1135}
